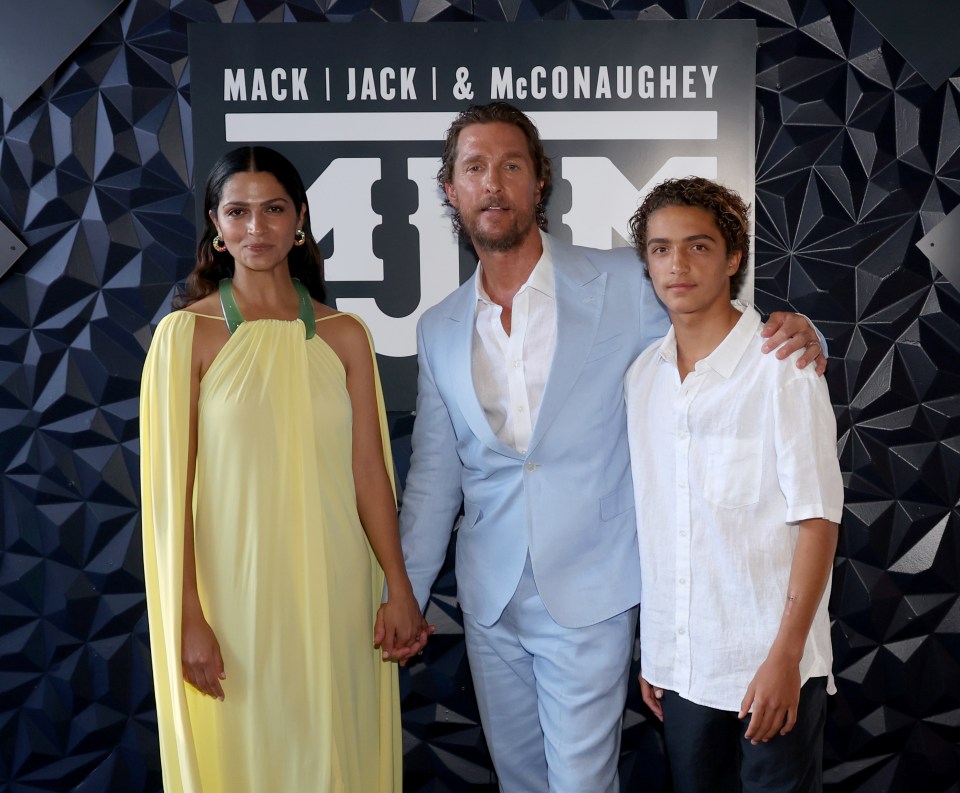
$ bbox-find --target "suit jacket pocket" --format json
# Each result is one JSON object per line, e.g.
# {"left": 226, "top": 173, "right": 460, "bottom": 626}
{"left": 585, "top": 334, "right": 623, "bottom": 363}
{"left": 457, "top": 501, "right": 482, "bottom": 533}
{"left": 600, "top": 480, "right": 635, "bottom": 520}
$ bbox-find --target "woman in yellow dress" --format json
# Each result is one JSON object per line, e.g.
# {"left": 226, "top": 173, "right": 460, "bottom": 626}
{"left": 140, "top": 146, "right": 428, "bottom": 792}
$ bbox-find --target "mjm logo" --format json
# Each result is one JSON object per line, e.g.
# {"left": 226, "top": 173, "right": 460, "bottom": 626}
{"left": 226, "top": 110, "right": 718, "bottom": 358}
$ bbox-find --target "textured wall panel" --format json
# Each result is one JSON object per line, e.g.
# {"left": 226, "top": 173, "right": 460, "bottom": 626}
{"left": 1, "top": 2, "right": 958, "bottom": 792}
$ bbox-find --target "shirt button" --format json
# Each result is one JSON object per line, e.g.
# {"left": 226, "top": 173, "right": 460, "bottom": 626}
{"left": 678, "top": 627, "right": 686, "bottom": 635}
{"left": 517, "top": 405, "right": 525, "bottom": 413}
{"left": 679, "top": 578, "right": 686, "bottom": 585}
{"left": 513, "top": 360, "right": 522, "bottom": 368}
{"left": 679, "top": 530, "right": 687, "bottom": 538}
{"left": 525, "top": 463, "right": 537, "bottom": 472}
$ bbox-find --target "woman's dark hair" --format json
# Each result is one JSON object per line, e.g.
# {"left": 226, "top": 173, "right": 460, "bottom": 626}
{"left": 174, "top": 146, "right": 325, "bottom": 308}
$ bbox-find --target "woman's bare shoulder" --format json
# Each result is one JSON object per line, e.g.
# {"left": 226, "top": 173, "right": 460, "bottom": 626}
{"left": 314, "top": 307, "right": 372, "bottom": 367}
{"left": 182, "top": 293, "right": 223, "bottom": 319}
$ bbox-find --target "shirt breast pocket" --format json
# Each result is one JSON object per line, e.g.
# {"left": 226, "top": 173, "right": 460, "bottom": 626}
{"left": 702, "top": 436, "right": 762, "bottom": 508}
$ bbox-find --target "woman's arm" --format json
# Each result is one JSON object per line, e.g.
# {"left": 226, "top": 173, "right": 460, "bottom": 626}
{"left": 325, "top": 314, "right": 431, "bottom": 662}
{"left": 179, "top": 316, "right": 227, "bottom": 699}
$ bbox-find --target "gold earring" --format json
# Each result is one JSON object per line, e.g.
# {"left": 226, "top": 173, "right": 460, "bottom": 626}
{"left": 213, "top": 235, "right": 227, "bottom": 252}
{"left": 294, "top": 229, "right": 306, "bottom": 247}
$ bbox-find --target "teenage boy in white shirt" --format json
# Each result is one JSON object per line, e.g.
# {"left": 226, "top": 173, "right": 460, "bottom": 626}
{"left": 624, "top": 177, "right": 843, "bottom": 793}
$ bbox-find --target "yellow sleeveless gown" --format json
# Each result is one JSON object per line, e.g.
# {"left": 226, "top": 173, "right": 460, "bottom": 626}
{"left": 140, "top": 311, "right": 401, "bottom": 792}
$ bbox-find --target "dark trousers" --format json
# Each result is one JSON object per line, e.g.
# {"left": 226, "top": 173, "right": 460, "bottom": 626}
{"left": 661, "top": 677, "right": 828, "bottom": 793}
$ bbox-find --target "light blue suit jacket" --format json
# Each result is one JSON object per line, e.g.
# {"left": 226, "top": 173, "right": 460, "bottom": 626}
{"left": 399, "top": 234, "right": 670, "bottom": 629}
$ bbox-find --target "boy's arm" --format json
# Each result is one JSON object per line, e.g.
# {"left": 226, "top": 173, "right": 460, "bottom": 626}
{"left": 738, "top": 517, "right": 839, "bottom": 744}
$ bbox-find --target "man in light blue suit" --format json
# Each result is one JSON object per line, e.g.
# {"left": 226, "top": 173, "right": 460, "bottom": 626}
{"left": 398, "top": 103, "right": 825, "bottom": 793}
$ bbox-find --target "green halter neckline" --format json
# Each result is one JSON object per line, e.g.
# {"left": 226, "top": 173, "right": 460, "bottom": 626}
{"left": 218, "top": 278, "right": 316, "bottom": 340}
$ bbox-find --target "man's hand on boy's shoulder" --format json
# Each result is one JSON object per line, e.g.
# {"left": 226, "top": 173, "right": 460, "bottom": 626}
{"left": 760, "top": 312, "right": 827, "bottom": 375}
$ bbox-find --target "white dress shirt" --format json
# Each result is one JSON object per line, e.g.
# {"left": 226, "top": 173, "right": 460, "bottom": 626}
{"left": 472, "top": 232, "right": 557, "bottom": 454}
{"left": 625, "top": 302, "right": 843, "bottom": 712}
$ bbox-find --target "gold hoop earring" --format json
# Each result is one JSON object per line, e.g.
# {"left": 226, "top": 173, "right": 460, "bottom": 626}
{"left": 213, "top": 235, "right": 227, "bottom": 253}
{"left": 294, "top": 229, "right": 306, "bottom": 247}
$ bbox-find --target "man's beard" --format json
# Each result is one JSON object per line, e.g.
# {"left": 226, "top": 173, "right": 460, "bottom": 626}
{"left": 461, "top": 208, "right": 536, "bottom": 253}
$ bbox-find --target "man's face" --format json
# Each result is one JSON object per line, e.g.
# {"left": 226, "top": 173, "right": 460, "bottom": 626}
{"left": 444, "top": 122, "right": 544, "bottom": 254}
{"left": 644, "top": 204, "right": 742, "bottom": 317}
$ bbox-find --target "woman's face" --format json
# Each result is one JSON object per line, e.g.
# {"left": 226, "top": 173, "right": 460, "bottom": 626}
{"left": 210, "top": 170, "right": 306, "bottom": 275}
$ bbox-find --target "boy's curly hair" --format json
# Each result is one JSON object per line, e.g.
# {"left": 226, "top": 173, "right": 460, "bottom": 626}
{"left": 629, "top": 177, "right": 750, "bottom": 296}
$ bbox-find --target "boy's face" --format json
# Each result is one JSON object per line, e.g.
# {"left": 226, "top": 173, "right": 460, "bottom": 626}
{"left": 644, "top": 204, "right": 742, "bottom": 318}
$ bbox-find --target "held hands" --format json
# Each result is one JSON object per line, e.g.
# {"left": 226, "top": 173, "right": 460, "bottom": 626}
{"left": 374, "top": 584, "right": 435, "bottom": 665}
{"left": 181, "top": 604, "right": 226, "bottom": 700}
{"left": 738, "top": 650, "right": 801, "bottom": 744}
{"left": 761, "top": 311, "right": 827, "bottom": 375}
{"left": 639, "top": 674, "right": 664, "bottom": 722}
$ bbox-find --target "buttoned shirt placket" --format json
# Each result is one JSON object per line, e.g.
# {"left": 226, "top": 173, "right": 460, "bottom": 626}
{"left": 505, "top": 286, "right": 534, "bottom": 455}
{"left": 671, "top": 362, "right": 707, "bottom": 692}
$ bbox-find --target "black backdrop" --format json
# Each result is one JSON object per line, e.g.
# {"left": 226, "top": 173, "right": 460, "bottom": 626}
{"left": 1, "top": 2, "right": 958, "bottom": 792}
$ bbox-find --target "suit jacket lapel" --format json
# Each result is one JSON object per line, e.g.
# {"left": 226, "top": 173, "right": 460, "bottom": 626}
{"left": 441, "top": 273, "right": 523, "bottom": 459}
{"left": 528, "top": 242, "right": 606, "bottom": 454}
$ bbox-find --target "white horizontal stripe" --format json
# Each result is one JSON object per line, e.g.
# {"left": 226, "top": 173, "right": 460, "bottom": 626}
{"left": 224, "top": 110, "right": 717, "bottom": 142}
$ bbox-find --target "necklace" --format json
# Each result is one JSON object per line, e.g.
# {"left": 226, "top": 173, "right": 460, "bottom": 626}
{"left": 217, "top": 278, "right": 316, "bottom": 339}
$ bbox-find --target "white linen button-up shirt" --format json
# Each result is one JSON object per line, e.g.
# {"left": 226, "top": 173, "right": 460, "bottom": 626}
{"left": 472, "top": 232, "right": 556, "bottom": 454}
{"left": 625, "top": 303, "right": 843, "bottom": 711}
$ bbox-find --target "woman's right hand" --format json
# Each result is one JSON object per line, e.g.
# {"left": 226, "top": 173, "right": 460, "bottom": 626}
{"left": 181, "top": 606, "right": 226, "bottom": 700}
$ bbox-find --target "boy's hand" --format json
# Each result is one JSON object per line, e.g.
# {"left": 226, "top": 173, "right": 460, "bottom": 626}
{"left": 738, "top": 652, "right": 801, "bottom": 744}
{"left": 639, "top": 674, "right": 664, "bottom": 722}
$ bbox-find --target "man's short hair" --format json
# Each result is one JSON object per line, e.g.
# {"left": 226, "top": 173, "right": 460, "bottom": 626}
{"left": 437, "top": 102, "right": 554, "bottom": 239}
{"left": 629, "top": 177, "right": 751, "bottom": 296}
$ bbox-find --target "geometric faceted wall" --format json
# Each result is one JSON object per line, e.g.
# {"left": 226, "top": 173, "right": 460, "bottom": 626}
{"left": 1, "top": 1, "right": 959, "bottom": 792}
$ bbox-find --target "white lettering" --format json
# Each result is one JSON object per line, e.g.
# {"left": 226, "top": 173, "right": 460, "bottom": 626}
{"left": 322, "top": 158, "right": 460, "bottom": 357}
{"left": 683, "top": 65, "right": 696, "bottom": 98}
{"left": 308, "top": 158, "right": 384, "bottom": 282}
{"left": 701, "top": 64, "right": 718, "bottom": 98}
{"left": 361, "top": 69, "right": 377, "bottom": 100}
{"left": 616, "top": 66, "right": 631, "bottom": 99}
{"left": 595, "top": 66, "right": 611, "bottom": 99}
{"left": 271, "top": 68, "right": 287, "bottom": 101}
{"left": 347, "top": 68, "right": 357, "bottom": 101}
{"left": 531, "top": 66, "right": 546, "bottom": 100}
{"left": 400, "top": 67, "right": 417, "bottom": 99}
{"left": 638, "top": 66, "right": 654, "bottom": 99}
{"left": 224, "top": 68, "right": 309, "bottom": 102}
{"left": 490, "top": 67, "right": 514, "bottom": 100}
{"left": 380, "top": 67, "right": 396, "bottom": 100}
{"left": 552, "top": 66, "right": 568, "bottom": 99}
{"left": 574, "top": 66, "right": 590, "bottom": 99}
{"left": 660, "top": 65, "right": 676, "bottom": 99}
{"left": 251, "top": 69, "right": 267, "bottom": 101}
{"left": 484, "top": 64, "right": 715, "bottom": 100}
{"left": 561, "top": 156, "right": 718, "bottom": 249}
{"left": 293, "top": 68, "right": 308, "bottom": 100}
{"left": 224, "top": 69, "right": 246, "bottom": 101}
